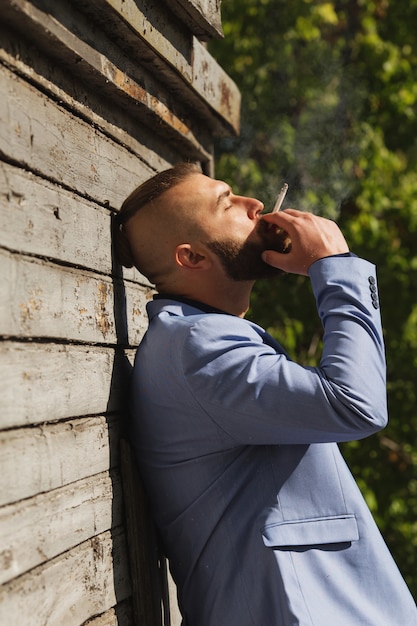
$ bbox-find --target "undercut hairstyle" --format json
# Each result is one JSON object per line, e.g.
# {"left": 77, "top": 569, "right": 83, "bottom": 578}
{"left": 113, "top": 162, "right": 200, "bottom": 268}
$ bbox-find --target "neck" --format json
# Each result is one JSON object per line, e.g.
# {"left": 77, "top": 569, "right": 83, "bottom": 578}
{"left": 157, "top": 278, "right": 254, "bottom": 318}
{"left": 197, "top": 282, "right": 254, "bottom": 317}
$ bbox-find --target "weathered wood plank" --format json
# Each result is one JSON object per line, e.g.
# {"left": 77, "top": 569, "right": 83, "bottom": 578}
{"left": 0, "top": 25, "right": 174, "bottom": 176}
{"left": 0, "top": 529, "right": 131, "bottom": 626}
{"left": 0, "top": 62, "right": 152, "bottom": 209}
{"left": 0, "top": 161, "right": 151, "bottom": 286}
{"left": 168, "top": 0, "right": 224, "bottom": 40}
{"left": 0, "top": 415, "right": 122, "bottom": 506}
{"left": 0, "top": 1, "right": 235, "bottom": 624}
{"left": 0, "top": 249, "right": 150, "bottom": 344}
{"left": 82, "top": 601, "right": 133, "bottom": 626}
{"left": 70, "top": 0, "right": 239, "bottom": 134}
{"left": 0, "top": 0, "right": 217, "bottom": 157}
{"left": 0, "top": 342, "right": 135, "bottom": 429}
{"left": 168, "top": 573, "right": 183, "bottom": 626}
{"left": 0, "top": 162, "right": 111, "bottom": 272}
{"left": 57, "top": 0, "right": 194, "bottom": 81}
{"left": 193, "top": 37, "right": 241, "bottom": 135}
{"left": 0, "top": 471, "right": 123, "bottom": 585}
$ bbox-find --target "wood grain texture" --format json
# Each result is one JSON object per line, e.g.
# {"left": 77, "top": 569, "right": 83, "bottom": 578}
{"left": 192, "top": 37, "right": 241, "bottom": 135}
{"left": 0, "top": 250, "right": 150, "bottom": 344}
{"left": 83, "top": 601, "right": 133, "bottom": 626}
{"left": 0, "top": 28, "right": 174, "bottom": 175}
{"left": 0, "top": 415, "right": 122, "bottom": 506}
{"left": 0, "top": 0, "right": 221, "bottom": 156}
{"left": 168, "top": 0, "right": 224, "bottom": 40}
{"left": 0, "top": 161, "right": 152, "bottom": 285}
{"left": 0, "top": 342, "right": 135, "bottom": 429}
{"left": 0, "top": 63, "right": 148, "bottom": 209}
{"left": 0, "top": 529, "right": 131, "bottom": 626}
{"left": 70, "top": 0, "right": 239, "bottom": 134}
{"left": 0, "top": 0, "right": 239, "bottom": 621}
{"left": 0, "top": 471, "right": 123, "bottom": 584}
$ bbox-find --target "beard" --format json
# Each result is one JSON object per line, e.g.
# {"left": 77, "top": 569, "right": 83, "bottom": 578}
{"left": 206, "top": 219, "right": 291, "bottom": 281}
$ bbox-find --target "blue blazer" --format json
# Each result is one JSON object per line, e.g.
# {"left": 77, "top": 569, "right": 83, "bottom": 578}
{"left": 130, "top": 256, "right": 417, "bottom": 625}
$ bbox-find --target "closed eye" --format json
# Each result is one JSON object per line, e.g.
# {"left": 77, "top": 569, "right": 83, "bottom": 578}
{"left": 216, "top": 188, "right": 232, "bottom": 210}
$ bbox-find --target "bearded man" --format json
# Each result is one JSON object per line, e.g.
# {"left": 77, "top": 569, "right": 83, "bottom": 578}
{"left": 114, "top": 163, "right": 416, "bottom": 626}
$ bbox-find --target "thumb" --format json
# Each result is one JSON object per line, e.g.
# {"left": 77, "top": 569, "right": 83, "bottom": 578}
{"left": 262, "top": 249, "right": 309, "bottom": 276}
{"left": 261, "top": 249, "right": 287, "bottom": 269}
{"left": 262, "top": 250, "right": 274, "bottom": 264}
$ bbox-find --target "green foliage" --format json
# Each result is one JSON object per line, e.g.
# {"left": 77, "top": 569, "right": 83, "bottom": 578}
{"left": 211, "top": 0, "right": 417, "bottom": 597}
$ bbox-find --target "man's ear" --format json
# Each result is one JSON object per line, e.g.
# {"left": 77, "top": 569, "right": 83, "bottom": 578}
{"left": 175, "top": 244, "right": 212, "bottom": 270}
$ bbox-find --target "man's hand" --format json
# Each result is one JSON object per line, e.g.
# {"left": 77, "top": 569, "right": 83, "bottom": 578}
{"left": 261, "top": 209, "right": 349, "bottom": 276}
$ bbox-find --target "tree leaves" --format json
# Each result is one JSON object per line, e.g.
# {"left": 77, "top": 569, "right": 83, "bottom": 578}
{"left": 211, "top": 0, "right": 417, "bottom": 597}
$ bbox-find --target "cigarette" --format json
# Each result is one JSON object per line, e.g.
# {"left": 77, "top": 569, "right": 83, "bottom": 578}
{"left": 272, "top": 183, "right": 288, "bottom": 213}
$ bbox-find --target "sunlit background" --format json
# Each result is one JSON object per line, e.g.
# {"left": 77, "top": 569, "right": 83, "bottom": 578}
{"left": 210, "top": 0, "right": 417, "bottom": 598}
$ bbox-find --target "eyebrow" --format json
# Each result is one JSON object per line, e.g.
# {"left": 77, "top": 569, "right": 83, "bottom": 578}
{"left": 216, "top": 187, "right": 232, "bottom": 208}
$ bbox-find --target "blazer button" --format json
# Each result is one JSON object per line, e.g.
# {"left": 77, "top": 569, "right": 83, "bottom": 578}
{"left": 368, "top": 276, "right": 379, "bottom": 308}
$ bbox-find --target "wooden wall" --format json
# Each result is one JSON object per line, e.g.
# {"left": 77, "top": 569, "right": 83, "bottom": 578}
{"left": 0, "top": 1, "right": 240, "bottom": 623}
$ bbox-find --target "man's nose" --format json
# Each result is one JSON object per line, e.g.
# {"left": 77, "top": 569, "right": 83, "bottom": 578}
{"left": 246, "top": 197, "right": 264, "bottom": 219}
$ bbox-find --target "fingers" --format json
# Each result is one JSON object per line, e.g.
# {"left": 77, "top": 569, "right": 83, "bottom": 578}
{"left": 261, "top": 209, "right": 349, "bottom": 276}
{"left": 262, "top": 208, "right": 319, "bottom": 231}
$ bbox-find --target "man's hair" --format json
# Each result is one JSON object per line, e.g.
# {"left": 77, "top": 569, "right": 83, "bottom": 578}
{"left": 113, "top": 162, "right": 200, "bottom": 268}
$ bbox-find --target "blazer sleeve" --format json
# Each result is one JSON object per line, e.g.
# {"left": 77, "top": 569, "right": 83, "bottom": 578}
{"left": 180, "top": 256, "right": 388, "bottom": 445}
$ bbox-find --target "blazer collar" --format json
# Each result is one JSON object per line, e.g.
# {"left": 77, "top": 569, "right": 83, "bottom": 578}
{"left": 153, "top": 293, "right": 232, "bottom": 316}
{"left": 146, "top": 296, "right": 288, "bottom": 355}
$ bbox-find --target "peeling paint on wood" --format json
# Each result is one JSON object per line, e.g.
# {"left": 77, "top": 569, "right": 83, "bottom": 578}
{"left": 169, "top": 0, "right": 224, "bottom": 40}
{"left": 0, "top": 0, "right": 239, "bottom": 623}
{"left": 0, "top": 250, "right": 149, "bottom": 345}
{"left": 193, "top": 37, "right": 241, "bottom": 134}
